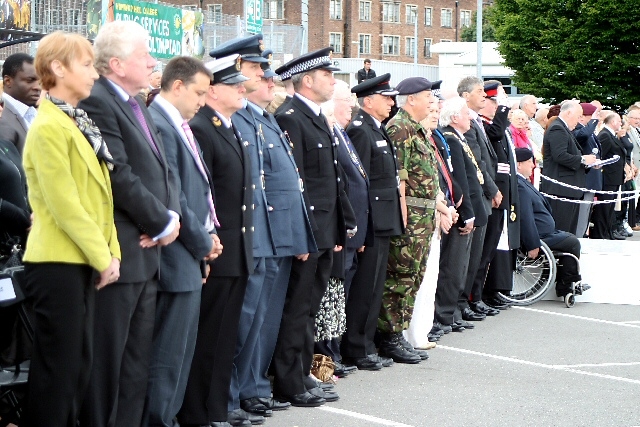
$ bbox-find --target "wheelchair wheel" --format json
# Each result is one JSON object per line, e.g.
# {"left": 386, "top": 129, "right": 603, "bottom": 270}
{"left": 499, "top": 241, "right": 556, "bottom": 306}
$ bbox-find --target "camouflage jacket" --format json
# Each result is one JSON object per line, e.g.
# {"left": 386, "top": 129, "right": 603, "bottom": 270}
{"left": 386, "top": 108, "right": 440, "bottom": 201}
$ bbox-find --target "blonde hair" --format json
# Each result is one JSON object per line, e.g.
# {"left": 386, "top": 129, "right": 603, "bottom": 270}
{"left": 35, "top": 31, "right": 94, "bottom": 90}
{"left": 93, "top": 21, "right": 150, "bottom": 75}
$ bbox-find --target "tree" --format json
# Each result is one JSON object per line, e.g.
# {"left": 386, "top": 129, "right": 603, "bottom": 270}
{"left": 490, "top": 0, "right": 640, "bottom": 111}
{"left": 461, "top": 7, "right": 497, "bottom": 42}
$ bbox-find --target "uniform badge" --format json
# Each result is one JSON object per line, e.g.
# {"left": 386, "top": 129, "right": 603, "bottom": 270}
{"left": 258, "top": 39, "right": 265, "bottom": 51}
{"left": 235, "top": 56, "right": 242, "bottom": 71}
{"left": 376, "top": 140, "right": 386, "bottom": 147}
{"left": 267, "top": 53, "right": 272, "bottom": 65}
{"left": 285, "top": 109, "right": 294, "bottom": 115}
{"left": 510, "top": 212, "right": 517, "bottom": 221}
{"left": 212, "top": 116, "right": 222, "bottom": 127}
{"left": 353, "top": 120, "right": 362, "bottom": 126}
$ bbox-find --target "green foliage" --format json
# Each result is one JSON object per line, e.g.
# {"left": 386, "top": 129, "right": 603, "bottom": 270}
{"left": 491, "top": 0, "right": 640, "bottom": 111}
{"left": 461, "top": 7, "right": 497, "bottom": 42}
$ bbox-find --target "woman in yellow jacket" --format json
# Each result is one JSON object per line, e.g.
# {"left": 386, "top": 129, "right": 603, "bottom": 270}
{"left": 21, "top": 32, "right": 121, "bottom": 427}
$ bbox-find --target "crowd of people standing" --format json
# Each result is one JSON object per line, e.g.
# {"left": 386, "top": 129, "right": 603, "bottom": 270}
{"left": 0, "top": 21, "right": 638, "bottom": 427}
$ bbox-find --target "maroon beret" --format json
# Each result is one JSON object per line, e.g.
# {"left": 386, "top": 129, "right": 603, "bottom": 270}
{"left": 580, "top": 102, "right": 597, "bottom": 116}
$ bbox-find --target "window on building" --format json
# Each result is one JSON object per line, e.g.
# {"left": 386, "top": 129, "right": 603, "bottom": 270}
{"left": 359, "top": 1, "right": 371, "bottom": 21}
{"left": 423, "top": 38, "right": 432, "bottom": 57}
{"left": 207, "top": 4, "right": 222, "bottom": 24}
{"left": 382, "top": 35, "right": 400, "bottom": 55}
{"left": 263, "top": 0, "right": 284, "bottom": 20}
{"left": 270, "top": 32, "right": 285, "bottom": 53}
{"left": 406, "top": 5, "right": 417, "bottom": 24}
{"left": 67, "top": 9, "right": 80, "bottom": 25}
{"left": 460, "top": 10, "right": 471, "bottom": 27}
{"left": 329, "top": 32, "right": 343, "bottom": 53}
{"left": 405, "top": 37, "right": 416, "bottom": 56}
{"left": 440, "top": 39, "right": 452, "bottom": 42}
{"left": 441, "top": 8, "right": 452, "bottom": 27}
{"left": 359, "top": 33, "right": 371, "bottom": 54}
{"left": 424, "top": 7, "right": 432, "bottom": 26}
{"left": 208, "top": 35, "right": 222, "bottom": 50}
{"left": 45, "top": 10, "right": 60, "bottom": 25}
{"left": 182, "top": 4, "right": 198, "bottom": 10}
{"left": 382, "top": 2, "right": 400, "bottom": 23}
{"left": 330, "top": 0, "right": 343, "bottom": 19}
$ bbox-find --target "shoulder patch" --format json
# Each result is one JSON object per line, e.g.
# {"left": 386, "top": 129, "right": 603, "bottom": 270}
{"left": 352, "top": 120, "right": 362, "bottom": 126}
{"left": 285, "top": 109, "right": 295, "bottom": 115}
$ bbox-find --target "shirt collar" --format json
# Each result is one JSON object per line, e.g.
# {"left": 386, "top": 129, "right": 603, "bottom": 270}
{"left": 153, "top": 94, "right": 185, "bottom": 132}
{"left": 468, "top": 109, "right": 479, "bottom": 120}
{"left": 105, "top": 78, "right": 130, "bottom": 102}
{"left": 371, "top": 115, "right": 381, "bottom": 128}
{"left": 604, "top": 125, "right": 617, "bottom": 136}
{"left": 216, "top": 111, "right": 232, "bottom": 128}
{"left": 3, "top": 93, "right": 35, "bottom": 124}
{"left": 294, "top": 93, "right": 322, "bottom": 116}
{"left": 247, "top": 101, "right": 264, "bottom": 117}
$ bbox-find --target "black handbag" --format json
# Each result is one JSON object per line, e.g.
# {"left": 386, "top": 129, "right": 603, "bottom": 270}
{"left": 0, "top": 242, "right": 23, "bottom": 271}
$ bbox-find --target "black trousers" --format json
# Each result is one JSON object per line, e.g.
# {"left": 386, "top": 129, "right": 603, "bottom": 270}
{"left": 434, "top": 229, "right": 472, "bottom": 326}
{"left": 545, "top": 235, "right": 581, "bottom": 294}
{"left": 484, "top": 249, "right": 516, "bottom": 294}
{"left": 590, "top": 184, "right": 617, "bottom": 239}
{"left": 469, "top": 210, "right": 504, "bottom": 302}
{"left": 272, "top": 248, "right": 333, "bottom": 397}
{"left": 22, "top": 262, "right": 95, "bottom": 427}
{"left": 548, "top": 197, "right": 580, "bottom": 235}
{"left": 457, "top": 224, "right": 487, "bottom": 318}
{"left": 178, "top": 274, "right": 248, "bottom": 424}
{"left": 341, "top": 236, "right": 390, "bottom": 359}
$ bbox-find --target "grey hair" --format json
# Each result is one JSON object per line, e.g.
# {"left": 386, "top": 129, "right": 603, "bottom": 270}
{"left": 332, "top": 80, "right": 351, "bottom": 100}
{"left": 511, "top": 109, "right": 528, "bottom": 121}
{"left": 395, "top": 95, "right": 409, "bottom": 108}
{"left": 94, "top": 21, "right": 150, "bottom": 75}
{"left": 535, "top": 108, "right": 549, "bottom": 122}
{"left": 519, "top": 94, "right": 537, "bottom": 109}
{"left": 560, "top": 100, "right": 580, "bottom": 113}
{"left": 320, "top": 99, "right": 336, "bottom": 123}
{"left": 357, "top": 97, "right": 366, "bottom": 107}
{"left": 457, "top": 76, "right": 483, "bottom": 96}
{"left": 439, "top": 97, "right": 467, "bottom": 127}
{"left": 291, "top": 70, "right": 317, "bottom": 91}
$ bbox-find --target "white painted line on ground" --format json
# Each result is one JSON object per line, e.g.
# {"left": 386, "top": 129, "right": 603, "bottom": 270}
{"left": 621, "top": 320, "right": 640, "bottom": 324}
{"left": 318, "top": 406, "right": 416, "bottom": 427}
{"left": 439, "top": 345, "right": 640, "bottom": 385}
{"left": 512, "top": 306, "right": 640, "bottom": 329}
{"left": 555, "top": 362, "right": 640, "bottom": 368}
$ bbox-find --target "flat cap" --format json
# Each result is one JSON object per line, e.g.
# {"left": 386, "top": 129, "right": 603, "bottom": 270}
{"left": 580, "top": 102, "right": 597, "bottom": 116}
{"left": 351, "top": 73, "right": 398, "bottom": 97}
{"left": 209, "top": 34, "right": 268, "bottom": 63}
{"left": 279, "top": 47, "right": 340, "bottom": 79}
{"left": 515, "top": 148, "right": 534, "bottom": 162}
{"left": 205, "top": 54, "right": 250, "bottom": 85}
{"left": 395, "top": 77, "right": 434, "bottom": 96}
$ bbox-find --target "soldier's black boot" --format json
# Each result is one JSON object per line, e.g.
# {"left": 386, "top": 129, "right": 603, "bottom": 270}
{"left": 378, "top": 332, "right": 421, "bottom": 364}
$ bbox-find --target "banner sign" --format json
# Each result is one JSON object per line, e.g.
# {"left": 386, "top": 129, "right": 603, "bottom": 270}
{"left": 0, "top": 0, "right": 31, "bottom": 31}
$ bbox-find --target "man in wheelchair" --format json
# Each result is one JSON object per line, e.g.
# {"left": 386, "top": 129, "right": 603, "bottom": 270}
{"left": 516, "top": 148, "right": 585, "bottom": 297}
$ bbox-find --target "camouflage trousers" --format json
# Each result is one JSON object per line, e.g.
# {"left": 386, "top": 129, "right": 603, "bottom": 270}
{"left": 379, "top": 206, "right": 437, "bottom": 333}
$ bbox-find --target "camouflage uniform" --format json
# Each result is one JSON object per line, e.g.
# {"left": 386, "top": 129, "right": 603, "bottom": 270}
{"left": 379, "top": 108, "right": 440, "bottom": 333}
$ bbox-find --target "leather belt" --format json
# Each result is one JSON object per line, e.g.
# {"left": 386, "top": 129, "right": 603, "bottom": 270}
{"left": 405, "top": 196, "right": 436, "bottom": 209}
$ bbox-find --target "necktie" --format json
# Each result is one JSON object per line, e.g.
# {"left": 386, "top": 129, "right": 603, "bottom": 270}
{"left": 338, "top": 127, "right": 366, "bottom": 179}
{"left": 430, "top": 135, "right": 454, "bottom": 201}
{"left": 476, "top": 116, "right": 489, "bottom": 141}
{"left": 127, "top": 97, "right": 160, "bottom": 158}
{"left": 182, "top": 120, "right": 220, "bottom": 228}
{"left": 23, "top": 107, "right": 37, "bottom": 126}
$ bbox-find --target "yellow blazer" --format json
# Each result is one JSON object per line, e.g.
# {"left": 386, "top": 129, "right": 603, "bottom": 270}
{"left": 22, "top": 99, "right": 120, "bottom": 272}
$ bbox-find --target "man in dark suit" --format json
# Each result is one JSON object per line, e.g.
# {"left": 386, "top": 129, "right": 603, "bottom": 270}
{"left": 431, "top": 96, "right": 487, "bottom": 340}
{"left": 235, "top": 51, "right": 317, "bottom": 418}
{"left": 0, "top": 53, "right": 40, "bottom": 154}
{"left": 541, "top": 101, "right": 597, "bottom": 234}
{"left": 177, "top": 55, "right": 254, "bottom": 427}
{"left": 343, "top": 74, "right": 406, "bottom": 369}
{"left": 146, "top": 56, "right": 222, "bottom": 427}
{"left": 591, "top": 112, "right": 626, "bottom": 240}
{"left": 78, "top": 21, "right": 181, "bottom": 427}
{"left": 516, "top": 148, "right": 584, "bottom": 297}
{"left": 457, "top": 77, "right": 501, "bottom": 317}
{"left": 271, "top": 47, "right": 347, "bottom": 407}
{"left": 356, "top": 59, "right": 376, "bottom": 84}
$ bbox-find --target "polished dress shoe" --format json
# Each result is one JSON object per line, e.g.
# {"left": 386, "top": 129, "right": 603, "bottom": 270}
{"left": 241, "top": 398, "right": 275, "bottom": 416}
{"left": 343, "top": 356, "right": 382, "bottom": 371}
{"left": 274, "top": 391, "right": 325, "bottom": 407}
{"left": 462, "top": 307, "right": 486, "bottom": 321}
{"left": 369, "top": 353, "right": 394, "bottom": 367}
{"left": 427, "top": 323, "right": 444, "bottom": 342}
{"left": 455, "top": 319, "right": 474, "bottom": 329}
{"left": 449, "top": 322, "right": 465, "bottom": 332}
{"left": 255, "top": 397, "right": 290, "bottom": 411}
{"left": 483, "top": 296, "right": 510, "bottom": 310}
{"left": 378, "top": 333, "right": 421, "bottom": 364}
{"left": 612, "top": 230, "right": 627, "bottom": 240}
{"left": 210, "top": 423, "right": 233, "bottom": 427}
{"left": 333, "top": 361, "right": 356, "bottom": 377}
{"left": 227, "top": 409, "right": 263, "bottom": 426}
{"left": 307, "top": 386, "right": 339, "bottom": 402}
{"left": 398, "top": 334, "right": 429, "bottom": 360}
{"left": 470, "top": 301, "right": 500, "bottom": 316}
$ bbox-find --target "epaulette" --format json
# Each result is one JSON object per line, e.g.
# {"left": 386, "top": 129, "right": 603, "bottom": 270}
{"left": 285, "top": 109, "right": 295, "bottom": 115}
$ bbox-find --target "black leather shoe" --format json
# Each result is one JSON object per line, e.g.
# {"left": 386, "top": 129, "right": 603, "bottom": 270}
{"left": 449, "top": 322, "right": 465, "bottom": 332}
{"left": 484, "top": 296, "right": 510, "bottom": 310}
{"left": 333, "top": 361, "right": 356, "bottom": 377}
{"left": 307, "top": 386, "right": 339, "bottom": 402}
{"left": 343, "top": 356, "right": 382, "bottom": 371}
{"left": 378, "top": 333, "right": 421, "bottom": 364}
{"left": 369, "top": 353, "right": 394, "bottom": 367}
{"left": 210, "top": 423, "right": 233, "bottom": 427}
{"left": 274, "top": 391, "right": 325, "bottom": 407}
{"left": 398, "top": 334, "right": 429, "bottom": 360}
{"left": 226, "top": 409, "right": 254, "bottom": 426}
{"left": 455, "top": 319, "right": 474, "bottom": 329}
{"left": 255, "top": 397, "right": 290, "bottom": 411}
{"left": 241, "top": 398, "right": 274, "bottom": 417}
{"left": 462, "top": 307, "right": 486, "bottom": 321}
{"left": 470, "top": 301, "right": 500, "bottom": 316}
{"left": 612, "top": 230, "right": 627, "bottom": 240}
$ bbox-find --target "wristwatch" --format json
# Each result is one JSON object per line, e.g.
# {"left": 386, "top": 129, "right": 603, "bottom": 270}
{"left": 580, "top": 156, "right": 587, "bottom": 165}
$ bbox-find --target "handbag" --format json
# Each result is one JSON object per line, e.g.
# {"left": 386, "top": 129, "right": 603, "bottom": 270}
{"left": 310, "top": 354, "right": 335, "bottom": 384}
{"left": 0, "top": 241, "right": 23, "bottom": 271}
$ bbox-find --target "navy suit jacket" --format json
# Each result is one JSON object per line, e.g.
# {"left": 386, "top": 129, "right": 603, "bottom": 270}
{"left": 541, "top": 118, "right": 587, "bottom": 199}
{"left": 598, "top": 127, "right": 626, "bottom": 187}
{"left": 149, "top": 101, "right": 214, "bottom": 292}
{"left": 252, "top": 105, "right": 317, "bottom": 257}
{"left": 574, "top": 121, "right": 602, "bottom": 191}
{"left": 233, "top": 105, "right": 276, "bottom": 258}
{"left": 518, "top": 174, "right": 571, "bottom": 251}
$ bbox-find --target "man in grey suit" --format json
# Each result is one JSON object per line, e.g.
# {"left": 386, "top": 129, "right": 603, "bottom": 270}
{"left": 146, "top": 56, "right": 222, "bottom": 427}
{"left": 0, "top": 53, "right": 40, "bottom": 154}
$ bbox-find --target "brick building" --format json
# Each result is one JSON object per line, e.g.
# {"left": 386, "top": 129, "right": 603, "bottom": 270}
{"left": 173, "top": 0, "right": 479, "bottom": 65}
